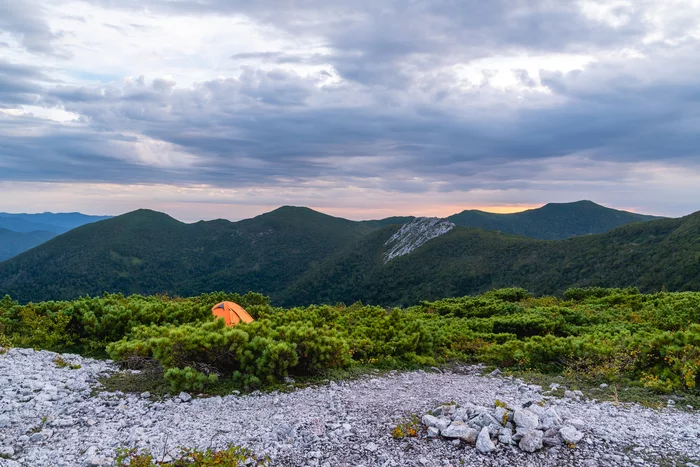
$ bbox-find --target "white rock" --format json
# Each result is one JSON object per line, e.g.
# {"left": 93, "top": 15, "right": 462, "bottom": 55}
{"left": 539, "top": 407, "right": 562, "bottom": 430}
{"left": 498, "top": 427, "right": 514, "bottom": 445}
{"left": 513, "top": 409, "right": 539, "bottom": 431}
{"left": 0, "top": 446, "right": 15, "bottom": 457}
{"left": 441, "top": 422, "right": 477, "bottom": 443}
{"left": 475, "top": 426, "right": 495, "bottom": 453}
{"left": 422, "top": 414, "right": 440, "bottom": 428}
{"left": 560, "top": 425, "right": 584, "bottom": 444}
{"left": 519, "top": 430, "right": 544, "bottom": 452}
{"left": 566, "top": 418, "right": 586, "bottom": 430}
{"left": 384, "top": 217, "right": 455, "bottom": 262}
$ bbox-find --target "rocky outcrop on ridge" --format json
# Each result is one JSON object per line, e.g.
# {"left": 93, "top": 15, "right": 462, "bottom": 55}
{"left": 384, "top": 217, "right": 455, "bottom": 263}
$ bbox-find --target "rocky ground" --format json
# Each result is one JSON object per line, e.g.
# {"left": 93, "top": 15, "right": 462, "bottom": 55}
{"left": 1, "top": 348, "right": 699, "bottom": 467}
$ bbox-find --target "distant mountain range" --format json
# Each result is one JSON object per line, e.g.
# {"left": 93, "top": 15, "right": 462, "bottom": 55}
{"left": 0, "top": 212, "right": 112, "bottom": 234}
{"left": 446, "top": 200, "right": 663, "bottom": 240}
{"left": 0, "top": 229, "right": 56, "bottom": 263}
{"left": 0, "top": 201, "right": 689, "bottom": 305}
{"left": 0, "top": 213, "right": 111, "bottom": 262}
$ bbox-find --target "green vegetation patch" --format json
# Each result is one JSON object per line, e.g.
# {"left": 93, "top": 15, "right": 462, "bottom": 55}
{"left": 115, "top": 444, "right": 269, "bottom": 466}
{"left": 2, "top": 287, "right": 700, "bottom": 400}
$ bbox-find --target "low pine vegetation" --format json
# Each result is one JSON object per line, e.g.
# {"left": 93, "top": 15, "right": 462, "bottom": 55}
{"left": 1, "top": 288, "right": 699, "bottom": 402}
{"left": 115, "top": 445, "right": 269, "bottom": 466}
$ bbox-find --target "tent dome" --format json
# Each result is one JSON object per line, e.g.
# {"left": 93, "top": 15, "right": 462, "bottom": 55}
{"left": 211, "top": 301, "right": 254, "bottom": 326}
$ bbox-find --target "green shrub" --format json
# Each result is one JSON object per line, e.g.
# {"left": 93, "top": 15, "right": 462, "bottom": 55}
{"left": 164, "top": 367, "right": 218, "bottom": 392}
{"left": 5, "top": 288, "right": 700, "bottom": 395}
{"left": 115, "top": 444, "right": 269, "bottom": 466}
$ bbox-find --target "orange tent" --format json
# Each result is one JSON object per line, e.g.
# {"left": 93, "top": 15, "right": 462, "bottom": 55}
{"left": 211, "top": 301, "right": 254, "bottom": 327}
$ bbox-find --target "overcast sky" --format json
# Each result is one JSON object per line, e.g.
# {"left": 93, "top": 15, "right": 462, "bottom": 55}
{"left": 1, "top": 0, "right": 699, "bottom": 221}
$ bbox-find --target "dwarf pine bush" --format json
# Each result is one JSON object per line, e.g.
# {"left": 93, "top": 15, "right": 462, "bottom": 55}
{"left": 3, "top": 288, "right": 700, "bottom": 393}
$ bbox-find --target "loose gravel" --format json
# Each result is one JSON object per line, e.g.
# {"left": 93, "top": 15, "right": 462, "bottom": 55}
{"left": 1, "top": 348, "right": 699, "bottom": 467}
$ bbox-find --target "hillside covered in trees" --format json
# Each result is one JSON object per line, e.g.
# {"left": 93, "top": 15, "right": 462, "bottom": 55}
{"left": 0, "top": 203, "right": 687, "bottom": 305}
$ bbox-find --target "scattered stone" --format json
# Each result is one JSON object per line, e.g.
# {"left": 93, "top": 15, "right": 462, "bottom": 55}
{"left": 85, "top": 456, "right": 109, "bottom": 466}
{"left": 565, "top": 418, "right": 586, "bottom": 430}
{"left": 498, "top": 427, "right": 513, "bottom": 445}
{"left": 140, "top": 391, "right": 150, "bottom": 399}
{"left": 2, "top": 348, "right": 699, "bottom": 466}
{"left": 600, "top": 383, "right": 608, "bottom": 389}
{"left": 543, "top": 436, "right": 560, "bottom": 447}
{"left": 441, "top": 422, "right": 477, "bottom": 443}
{"left": 513, "top": 409, "right": 539, "bottom": 431}
{"left": 519, "top": 430, "right": 544, "bottom": 452}
{"left": 490, "top": 369, "right": 502, "bottom": 377}
{"left": 560, "top": 425, "right": 584, "bottom": 444}
{"left": 179, "top": 392, "right": 192, "bottom": 403}
{"left": 494, "top": 406, "right": 509, "bottom": 425}
{"left": 0, "top": 446, "right": 15, "bottom": 457}
{"left": 422, "top": 414, "right": 440, "bottom": 428}
{"left": 539, "top": 407, "right": 562, "bottom": 430}
{"left": 475, "top": 426, "right": 495, "bottom": 453}
{"left": 452, "top": 407, "right": 468, "bottom": 421}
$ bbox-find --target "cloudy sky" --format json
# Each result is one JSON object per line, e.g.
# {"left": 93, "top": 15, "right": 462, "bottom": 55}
{"left": 1, "top": 0, "right": 699, "bottom": 221}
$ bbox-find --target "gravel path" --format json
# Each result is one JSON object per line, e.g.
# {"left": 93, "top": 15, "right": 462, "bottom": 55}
{"left": 1, "top": 348, "right": 699, "bottom": 467}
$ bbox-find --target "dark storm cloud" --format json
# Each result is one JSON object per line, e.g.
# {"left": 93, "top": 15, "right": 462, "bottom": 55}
{"left": 1, "top": 0, "right": 699, "bottom": 195}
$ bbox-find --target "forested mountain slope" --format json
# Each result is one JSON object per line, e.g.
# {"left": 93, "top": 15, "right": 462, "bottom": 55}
{"left": 0, "top": 207, "right": 376, "bottom": 302}
{"left": 280, "top": 212, "right": 700, "bottom": 306}
{"left": 0, "top": 204, "right": 687, "bottom": 305}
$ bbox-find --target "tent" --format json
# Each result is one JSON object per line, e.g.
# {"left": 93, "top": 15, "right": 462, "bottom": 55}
{"left": 211, "top": 301, "right": 254, "bottom": 326}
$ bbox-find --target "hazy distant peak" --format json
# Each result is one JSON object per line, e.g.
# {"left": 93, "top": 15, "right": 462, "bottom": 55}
{"left": 384, "top": 217, "right": 455, "bottom": 263}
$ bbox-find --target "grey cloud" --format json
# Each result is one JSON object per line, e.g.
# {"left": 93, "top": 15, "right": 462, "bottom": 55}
{"left": 0, "top": 1, "right": 59, "bottom": 54}
{"left": 1, "top": 0, "right": 700, "bottom": 204}
{"left": 0, "top": 61, "right": 53, "bottom": 107}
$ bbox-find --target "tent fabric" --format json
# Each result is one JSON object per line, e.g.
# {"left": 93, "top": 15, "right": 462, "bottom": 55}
{"left": 211, "top": 301, "right": 254, "bottom": 326}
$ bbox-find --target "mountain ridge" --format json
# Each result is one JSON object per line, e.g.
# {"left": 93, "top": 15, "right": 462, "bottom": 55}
{"left": 447, "top": 200, "right": 664, "bottom": 240}
{"left": 0, "top": 201, "right": 682, "bottom": 304}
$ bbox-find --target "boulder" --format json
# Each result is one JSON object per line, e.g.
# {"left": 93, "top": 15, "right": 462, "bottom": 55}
{"left": 565, "top": 418, "right": 585, "bottom": 430}
{"left": 422, "top": 414, "right": 439, "bottom": 428}
{"left": 498, "top": 427, "right": 514, "bottom": 445}
{"left": 475, "top": 426, "right": 496, "bottom": 453}
{"left": 441, "top": 422, "right": 477, "bottom": 443}
{"left": 560, "top": 425, "right": 584, "bottom": 444}
{"left": 539, "top": 407, "right": 562, "bottom": 430}
{"left": 519, "top": 430, "right": 544, "bottom": 452}
{"left": 471, "top": 412, "right": 501, "bottom": 429}
{"left": 494, "top": 406, "right": 509, "bottom": 425}
{"left": 543, "top": 436, "right": 561, "bottom": 447}
{"left": 452, "top": 407, "right": 468, "bottom": 421}
{"left": 513, "top": 409, "right": 539, "bottom": 431}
